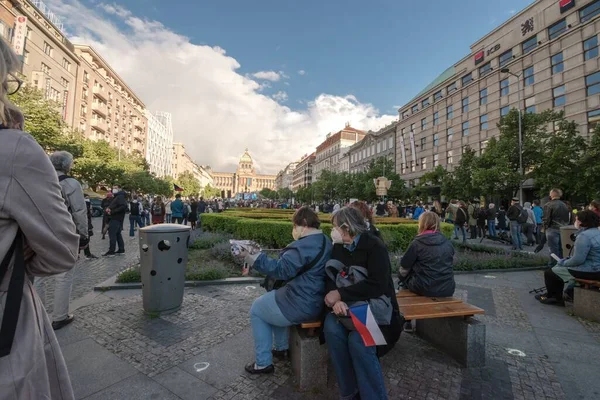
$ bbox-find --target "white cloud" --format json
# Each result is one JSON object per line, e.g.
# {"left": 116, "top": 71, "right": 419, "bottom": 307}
{"left": 509, "top": 9, "right": 516, "bottom": 15}
{"left": 47, "top": 0, "right": 395, "bottom": 174}
{"left": 298, "top": 70, "right": 306, "bottom": 76}
{"left": 99, "top": 2, "right": 131, "bottom": 18}
{"left": 252, "top": 71, "right": 281, "bottom": 81}
{"left": 272, "top": 91, "right": 288, "bottom": 103}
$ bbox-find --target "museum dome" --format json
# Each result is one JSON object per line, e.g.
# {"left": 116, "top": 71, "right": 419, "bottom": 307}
{"left": 239, "top": 149, "right": 253, "bottom": 164}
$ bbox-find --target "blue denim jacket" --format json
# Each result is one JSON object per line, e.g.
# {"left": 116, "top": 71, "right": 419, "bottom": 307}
{"left": 560, "top": 228, "right": 600, "bottom": 273}
{"left": 532, "top": 206, "right": 543, "bottom": 224}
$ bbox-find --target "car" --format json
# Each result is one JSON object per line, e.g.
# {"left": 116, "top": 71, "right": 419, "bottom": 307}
{"left": 89, "top": 198, "right": 104, "bottom": 217}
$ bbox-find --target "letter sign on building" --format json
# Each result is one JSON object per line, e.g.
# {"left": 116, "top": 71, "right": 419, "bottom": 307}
{"left": 12, "top": 16, "right": 27, "bottom": 56}
{"left": 559, "top": 0, "right": 575, "bottom": 13}
{"left": 487, "top": 44, "right": 501, "bottom": 56}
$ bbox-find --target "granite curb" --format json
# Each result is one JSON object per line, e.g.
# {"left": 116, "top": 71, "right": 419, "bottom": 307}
{"left": 93, "top": 275, "right": 264, "bottom": 291}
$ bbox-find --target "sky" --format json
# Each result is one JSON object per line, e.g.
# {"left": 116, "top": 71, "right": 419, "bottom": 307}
{"left": 46, "top": 0, "right": 534, "bottom": 174}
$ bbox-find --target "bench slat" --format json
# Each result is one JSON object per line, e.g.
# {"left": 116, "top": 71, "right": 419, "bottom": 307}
{"left": 575, "top": 279, "right": 600, "bottom": 286}
{"left": 400, "top": 303, "right": 484, "bottom": 320}
{"left": 396, "top": 290, "right": 419, "bottom": 298}
{"left": 300, "top": 322, "right": 322, "bottom": 329}
{"left": 398, "top": 297, "right": 462, "bottom": 306}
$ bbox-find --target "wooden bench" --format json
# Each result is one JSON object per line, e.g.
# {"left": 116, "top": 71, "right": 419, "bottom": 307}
{"left": 573, "top": 279, "right": 600, "bottom": 322}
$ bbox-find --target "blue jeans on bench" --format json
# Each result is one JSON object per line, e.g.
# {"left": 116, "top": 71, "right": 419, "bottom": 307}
{"left": 250, "top": 290, "right": 292, "bottom": 367}
{"left": 323, "top": 313, "right": 388, "bottom": 400}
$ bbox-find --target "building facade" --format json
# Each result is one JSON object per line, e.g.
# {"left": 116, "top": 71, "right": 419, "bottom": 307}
{"left": 292, "top": 153, "right": 315, "bottom": 191}
{"left": 396, "top": 0, "right": 600, "bottom": 186}
{"left": 73, "top": 44, "right": 147, "bottom": 156}
{"left": 146, "top": 111, "right": 173, "bottom": 177}
{"left": 275, "top": 162, "right": 298, "bottom": 190}
{"left": 172, "top": 142, "right": 196, "bottom": 179}
{"left": 211, "top": 149, "right": 276, "bottom": 198}
{"left": 348, "top": 122, "right": 397, "bottom": 173}
{"left": 314, "top": 125, "right": 366, "bottom": 179}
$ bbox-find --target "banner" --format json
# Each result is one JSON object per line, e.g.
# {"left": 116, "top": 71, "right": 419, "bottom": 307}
{"left": 399, "top": 134, "right": 407, "bottom": 167}
{"left": 12, "top": 16, "right": 27, "bottom": 56}
{"left": 409, "top": 131, "right": 417, "bottom": 164}
{"left": 62, "top": 90, "right": 69, "bottom": 120}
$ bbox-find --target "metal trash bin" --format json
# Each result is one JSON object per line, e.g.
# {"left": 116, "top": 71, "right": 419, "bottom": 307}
{"left": 559, "top": 225, "right": 578, "bottom": 258}
{"left": 139, "top": 223, "right": 191, "bottom": 314}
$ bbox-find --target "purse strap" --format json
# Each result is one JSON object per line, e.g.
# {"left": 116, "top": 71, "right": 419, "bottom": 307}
{"left": 0, "top": 229, "right": 24, "bottom": 358}
{"left": 290, "top": 235, "right": 327, "bottom": 281}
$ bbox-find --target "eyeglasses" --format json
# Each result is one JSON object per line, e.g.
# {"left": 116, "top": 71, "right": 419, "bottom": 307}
{"left": 6, "top": 74, "right": 22, "bottom": 95}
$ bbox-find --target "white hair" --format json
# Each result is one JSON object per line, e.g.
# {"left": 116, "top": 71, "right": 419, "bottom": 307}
{"left": 0, "top": 37, "right": 21, "bottom": 126}
{"left": 50, "top": 151, "right": 74, "bottom": 173}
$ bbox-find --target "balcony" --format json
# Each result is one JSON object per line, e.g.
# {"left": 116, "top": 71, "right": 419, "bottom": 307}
{"left": 92, "top": 102, "right": 107, "bottom": 116}
{"left": 134, "top": 118, "right": 143, "bottom": 128}
{"left": 90, "top": 118, "right": 107, "bottom": 132}
{"left": 93, "top": 85, "right": 107, "bottom": 100}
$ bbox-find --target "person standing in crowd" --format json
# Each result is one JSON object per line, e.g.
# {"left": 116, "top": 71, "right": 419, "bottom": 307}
{"left": 164, "top": 197, "right": 172, "bottom": 223}
{"left": 532, "top": 200, "right": 544, "bottom": 245}
{"left": 151, "top": 196, "right": 166, "bottom": 225}
{"left": 104, "top": 190, "right": 127, "bottom": 257}
{"left": 522, "top": 202, "right": 536, "bottom": 246}
{"left": 467, "top": 201, "right": 478, "bottom": 240}
{"left": 507, "top": 198, "right": 524, "bottom": 251}
{"left": 323, "top": 207, "right": 402, "bottom": 400}
{"left": 171, "top": 194, "right": 184, "bottom": 224}
{"left": 198, "top": 197, "right": 207, "bottom": 228}
{"left": 486, "top": 203, "right": 497, "bottom": 238}
{"left": 129, "top": 194, "right": 144, "bottom": 237}
{"left": 350, "top": 200, "right": 381, "bottom": 238}
{"left": 590, "top": 200, "right": 600, "bottom": 217}
{"left": 497, "top": 206, "right": 507, "bottom": 234}
{"left": 0, "top": 36, "right": 79, "bottom": 398}
{"left": 412, "top": 201, "right": 424, "bottom": 220}
{"left": 446, "top": 200, "right": 458, "bottom": 238}
{"left": 142, "top": 196, "right": 151, "bottom": 226}
{"left": 100, "top": 192, "right": 113, "bottom": 239}
{"left": 543, "top": 189, "right": 570, "bottom": 266}
{"left": 432, "top": 200, "right": 443, "bottom": 217}
{"left": 35, "top": 151, "right": 88, "bottom": 331}
{"left": 189, "top": 197, "right": 199, "bottom": 230}
{"left": 476, "top": 205, "right": 487, "bottom": 238}
{"left": 83, "top": 194, "right": 98, "bottom": 259}
{"left": 375, "top": 200, "right": 386, "bottom": 217}
{"left": 454, "top": 201, "right": 468, "bottom": 243}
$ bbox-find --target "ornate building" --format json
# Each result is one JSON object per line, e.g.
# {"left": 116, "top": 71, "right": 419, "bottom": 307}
{"left": 211, "top": 149, "right": 276, "bottom": 198}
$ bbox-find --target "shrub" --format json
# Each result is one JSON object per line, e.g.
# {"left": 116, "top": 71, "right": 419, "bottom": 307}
{"left": 210, "top": 241, "right": 241, "bottom": 264}
{"left": 116, "top": 266, "right": 141, "bottom": 283}
{"left": 189, "top": 231, "right": 231, "bottom": 249}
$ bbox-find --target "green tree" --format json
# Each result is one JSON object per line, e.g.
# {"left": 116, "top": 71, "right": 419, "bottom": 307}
{"left": 259, "top": 188, "right": 278, "bottom": 200}
{"left": 441, "top": 147, "right": 479, "bottom": 200}
{"left": 202, "top": 184, "right": 221, "bottom": 199}
{"left": 277, "top": 187, "right": 293, "bottom": 202}
{"left": 413, "top": 165, "right": 447, "bottom": 199}
{"left": 295, "top": 185, "right": 313, "bottom": 204}
{"left": 362, "top": 157, "right": 406, "bottom": 201}
{"left": 176, "top": 171, "right": 201, "bottom": 197}
{"left": 579, "top": 126, "right": 600, "bottom": 201}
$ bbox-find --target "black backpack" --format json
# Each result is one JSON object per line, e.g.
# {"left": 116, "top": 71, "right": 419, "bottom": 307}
{"left": 516, "top": 208, "right": 529, "bottom": 224}
{"left": 0, "top": 230, "right": 24, "bottom": 358}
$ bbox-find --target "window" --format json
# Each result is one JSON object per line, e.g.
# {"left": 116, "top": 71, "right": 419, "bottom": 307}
{"left": 26, "top": 27, "right": 32, "bottom": 39}
{"left": 462, "top": 97, "right": 469, "bottom": 113}
{"left": 61, "top": 77, "right": 68, "bottom": 88}
{"left": 500, "top": 78, "right": 509, "bottom": 96}
{"left": 587, "top": 109, "right": 600, "bottom": 133}
{"left": 480, "top": 114, "right": 488, "bottom": 130}
{"left": 412, "top": 104, "right": 419, "bottom": 113}
{"left": 553, "top": 85, "right": 566, "bottom": 107}
{"left": 551, "top": 52, "right": 564, "bottom": 74}
{"left": 525, "top": 97, "right": 536, "bottom": 113}
{"left": 548, "top": 19, "right": 567, "bottom": 40}
{"left": 402, "top": 110, "right": 409, "bottom": 119}
{"left": 420, "top": 137, "right": 426, "bottom": 149}
{"left": 580, "top": 0, "right": 600, "bottom": 22}
{"left": 479, "top": 88, "right": 488, "bottom": 105}
{"left": 401, "top": 127, "right": 406, "bottom": 135}
{"left": 447, "top": 127, "right": 454, "bottom": 140}
{"left": 501, "top": 106, "right": 510, "bottom": 117}
{"left": 433, "top": 154, "right": 439, "bottom": 167}
{"left": 83, "top": 71, "right": 89, "bottom": 84}
{"left": 462, "top": 121, "right": 469, "bottom": 136}
{"left": 447, "top": 82, "right": 457, "bottom": 93}
{"left": 422, "top": 98, "right": 430, "bottom": 108}
{"left": 462, "top": 73, "right": 473, "bottom": 86}
{"left": 376, "top": 142, "right": 381, "bottom": 153}
{"left": 43, "top": 41, "right": 53, "bottom": 56}
{"left": 586, "top": 71, "right": 600, "bottom": 96}
{"left": 421, "top": 157, "right": 427, "bottom": 170}
{"left": 433, "top": 134, "right": 439, "bottom": 146}
{"left": 524, "top": 66, "right": 534, "bottom": 86}
{"left": 41, "top": 62, "right": 51, "bottom": 74}
{"left": 479, "top": 62, "right": 492, "bottom": 77}
{"left": 434, "top": 90, "right": 443, "bottom": 101}
{"left": 499, "top": 50, "right": 513, "bottom": 67}
{"left": 522, "top": 36, "right": 538, "bottom": 55}
{"left": 433, "top": 112, "right": 439, "bottom": 125}
{"left": 480, "top": 140, "right": 489, "bottom": 154}
{"left": 411, "top": 161, "right": 415, "bottom": 172}
{"left": 410, "top": 123, "right": 416, "bottom": 132}
{"left": 388, "top": 137, "right": 393, "bottom": 149}
{"left": 447, "top": 150, "right": 454, "bottom": 164}
{"left": 584, "top": 36, "right": 599, "bottom": 60}
{"left": 23, "top": 50, "right": 29, "bottom": 65}
{"left": 62, "top": 58, "right": 71, "bottom": 72}
{"left": 382, "top": 139, "right": 387, "bottom": 151}
{"left": 447, "top": 105, "right": 454, "bottom": 119}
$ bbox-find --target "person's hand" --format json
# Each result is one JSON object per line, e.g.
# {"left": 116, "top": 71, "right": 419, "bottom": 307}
{"left": 105, "top": 208, "right": 111, "bottom": 215}
{"left": 332, "top": 301, "right": 348, "bottom": 316}
{"left": 241, "top": 263, "right": 250, "bottom": 276}
{"left": 325, "top": 290, "right": 341, "bottom": 307}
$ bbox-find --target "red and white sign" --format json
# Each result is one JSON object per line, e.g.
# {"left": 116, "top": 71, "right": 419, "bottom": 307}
{"left": 474, "top": 50, "right": 484, "bottom": 65}
{"left": 559, "top": 0, "right": 575, "bottom": 14}
{"left": 12, "top": 16, "right": 27, "bottom": 56}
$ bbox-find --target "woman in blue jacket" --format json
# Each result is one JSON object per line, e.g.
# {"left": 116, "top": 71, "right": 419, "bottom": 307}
{"left": 239, "top": 207, "right": 331, "bottom": 374}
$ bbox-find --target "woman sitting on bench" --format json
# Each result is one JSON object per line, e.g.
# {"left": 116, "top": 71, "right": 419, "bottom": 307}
{"left": 323, "top": 207, "right": 402, "bottom": 400}
{"left": 538, "top": 210, "right": 600, "bottom": 305}
{"left": 238, "top": 207, "right": 332, "bottom": 374}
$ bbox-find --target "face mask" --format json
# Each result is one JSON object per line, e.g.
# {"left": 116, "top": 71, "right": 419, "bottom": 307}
{"left": 112, "top": 188, "right": 119, "bottom": 194}
{"left": 365, "top": 220, "right": 370, "bottom": 229}
{"left": 331, "top": 227, "right": 344, "bottom": 244}
{"left": 292, "top": 226, "right": 304, "bottom": 241}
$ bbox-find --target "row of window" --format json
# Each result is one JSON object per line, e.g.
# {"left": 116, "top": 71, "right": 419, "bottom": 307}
{"left": 350, "top": 137, "right": 394, "bottom": 163}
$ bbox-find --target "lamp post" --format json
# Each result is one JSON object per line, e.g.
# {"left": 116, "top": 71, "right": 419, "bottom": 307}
{"left": 501, "top": 68, "right": 524, "bottom": 204}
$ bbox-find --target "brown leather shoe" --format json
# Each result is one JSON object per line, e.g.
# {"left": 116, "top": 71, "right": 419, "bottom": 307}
{"left": 52, "top": 314, "right": 74, "bottom": 331}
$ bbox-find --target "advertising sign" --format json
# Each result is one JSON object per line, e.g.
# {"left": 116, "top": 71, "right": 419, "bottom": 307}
{"left": 399, "top": 134, "right": 407, "bottom": 167}
{"left": 12, "top": 16, "right": 27, "bottom": 56}
{"left": 409, "top": 131, "right": 417, "bottom": 163}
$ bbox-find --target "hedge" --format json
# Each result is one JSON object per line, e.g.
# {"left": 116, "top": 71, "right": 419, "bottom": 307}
{"left": 220, "top": 210, "right": 416, "bottom": 225}
{"left": 201, "top": 213, "right": 453, "bottom": 251}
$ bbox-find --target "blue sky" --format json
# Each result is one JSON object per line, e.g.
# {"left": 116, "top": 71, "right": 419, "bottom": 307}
{"left": 85, "top": 0, "right": 534, "bottom": 114}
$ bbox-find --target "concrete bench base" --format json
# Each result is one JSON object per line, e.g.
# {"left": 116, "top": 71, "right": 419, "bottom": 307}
{"left": 574, "top": 287, "right": 600, "bottom": 322}
{"left": 416, "top": 316, "right": 486, "bottom": 367}
{"left": 289, "top": 325, "right": 328, "bottom": 391}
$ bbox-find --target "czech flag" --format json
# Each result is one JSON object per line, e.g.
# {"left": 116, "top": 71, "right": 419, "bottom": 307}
{"left": 349, "top": 304, "right": 387, "bottom": 347}
{"left": 173, "top": 183, "right": 184, "bottom": 192}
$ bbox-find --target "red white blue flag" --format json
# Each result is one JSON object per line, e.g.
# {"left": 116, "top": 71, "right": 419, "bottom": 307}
{"left": 349, "top": 304, "right": 387, "bottom": 347}
{"left": 173, "top": 183, "right": 184, "bottom": 192}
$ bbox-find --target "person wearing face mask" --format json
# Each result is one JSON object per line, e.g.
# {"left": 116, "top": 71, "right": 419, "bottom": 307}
{"left": 237, "top": 206, "right": 331, "bottom": 374}
{"left": 349, "top": 200, "right": 381, "bottom": 238}
{"left": 323, "top": 207, "right": 402, "bottom": 400}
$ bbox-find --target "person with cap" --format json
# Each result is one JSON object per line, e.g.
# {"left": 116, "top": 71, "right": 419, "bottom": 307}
{"left": 507, "top": 197, "right": 524, "bottom": 251}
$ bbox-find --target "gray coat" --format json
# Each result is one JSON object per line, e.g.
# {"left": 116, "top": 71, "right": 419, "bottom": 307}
{"left": 0, "top": 129, "right": 79, "bottom": 400}
{"left": 56, "top": 170, "right": 88, "bottom": 237}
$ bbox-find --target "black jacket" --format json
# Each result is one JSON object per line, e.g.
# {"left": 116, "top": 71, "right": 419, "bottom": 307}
{"left": 497, "top": 210, "right": 507, "bottom": 229}
{"left": 325, "top": 233, "right": 402, "bottom": 357}
{"left": 543, "top": 199, "right": 570, "bottom": 230}
{"left": 129, "top": 201, "right": 141, "bottom": 216}
{"left": 108, "top": 192, "right": 128, "bottom": 222}
{"left": 507, "top": 204, "right": 522, "bottom": 221}
{"left": 399, "top": 232, "right": 456, "bottom": 297}
{"left": 454, "top": 207, "right": 468, "bottom": 225}
{"left": 486, "top": 207, "right": 496, "bottom": 221}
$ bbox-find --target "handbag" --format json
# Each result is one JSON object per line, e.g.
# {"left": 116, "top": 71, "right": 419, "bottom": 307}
{"left": 261, "top": 235, "right": 327, "bottom": 292}
{"left": 0, "top": 229, "right": 24, "bottom": 358}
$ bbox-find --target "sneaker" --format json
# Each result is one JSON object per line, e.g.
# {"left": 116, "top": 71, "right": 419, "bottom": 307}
{"left": 403, "top": 321, "right": 414, "bottom": 333}
{"left": 52, "top": 315, "right": 74, "bottom": 331}
{"left": 244, "top": 362, "right": 274, "bottom": 374}
{"left": 103, "top": 251, "right": 116, "bottom": 257}
{"left": 85, "top": 254, "right": 98, "bottom": 260}
{"left": 116, "top": 250, "right": 125, "bottom": 255}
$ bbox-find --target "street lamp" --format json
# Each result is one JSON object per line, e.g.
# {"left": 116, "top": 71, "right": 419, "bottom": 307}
{"left": 501, "top": 67, "right": 524, "bottom": 204}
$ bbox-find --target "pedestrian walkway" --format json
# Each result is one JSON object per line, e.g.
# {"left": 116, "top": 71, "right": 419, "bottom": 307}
{"left": 54, "top": 269, "right": 600, "bottom": 400}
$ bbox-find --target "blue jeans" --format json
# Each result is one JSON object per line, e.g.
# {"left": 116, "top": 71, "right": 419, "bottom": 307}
{"left": 454, "top": 224, "right": 466, "bottom": 243}
{"left": 510, "top": 221, "right": 522, "bottom": 249}
{"left": 165, "top": 214, "right": 172, "bottom": 223}
{"left": 250, "top": 291, "right": 292, "bottom": 367}
{"left": 324, "top": 313, "right": 388, "bottom": 400}
{"left": 546, "top": 229, "right": 562, "bottom": 266}
{"left": 129, "top": 215, "right": 144, "bottom": 237}
{"left": 487, "top": 220, "right": 496, "bottom": 237}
